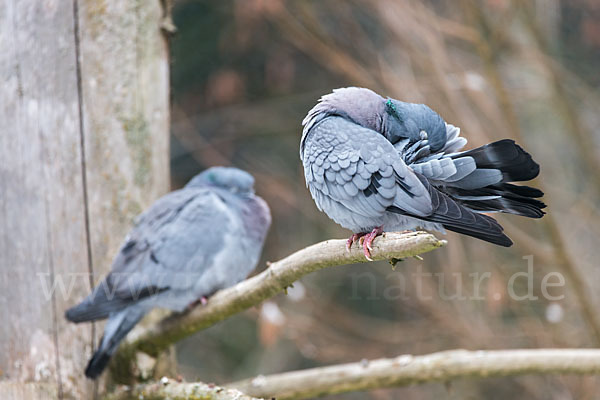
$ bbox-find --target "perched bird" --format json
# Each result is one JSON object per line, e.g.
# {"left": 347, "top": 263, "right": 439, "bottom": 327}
{"left": 300, "top": 87, "right": 545, "bottom": 259}
{"left": 65, "top": 167, "right": 271, "bottom": 378}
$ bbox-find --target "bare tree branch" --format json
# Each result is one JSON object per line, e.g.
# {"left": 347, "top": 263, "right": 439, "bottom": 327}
{"left": 228, "top": 349, "right": 600, "bottom": 399}
{"left": 113, "top": 231, "right": 445, "bottom": 381}
{"left": 106, "top": 379, "right": 261, "bottom": 400}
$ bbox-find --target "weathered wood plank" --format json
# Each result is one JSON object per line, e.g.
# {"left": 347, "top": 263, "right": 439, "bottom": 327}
{"left": 75, "top": 0, "right": 171, "bottom": 389}
{"left": 77, "top": 0, "right": 170, "bottom": 279}
{"left": 0, "top": 1, "right": 92, "bottom": 398}
{"left": 0, "top": 0, "right": 169, "bottom": 398}
{"left": 0, "top": 382, "right": 58, "bottom": 400}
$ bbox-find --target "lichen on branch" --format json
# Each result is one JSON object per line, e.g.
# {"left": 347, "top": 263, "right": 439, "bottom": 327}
{"left": 106, "top": 378, "right": 262, "bottom": 400}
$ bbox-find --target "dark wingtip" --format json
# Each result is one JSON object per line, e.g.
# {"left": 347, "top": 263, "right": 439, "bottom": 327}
{"left": 507, "top": 139, "right": 540, "bottom": 181}
{"left": 501, "top": 183, "right": 544, "bottom": 198}
{"left": 445, "top": 224, "right": 513, "bottom": 247}
{"left": 65, "top": 306, "right": 81, "bottom": 323}
{"left": 85, "top": 350, "right": 111, "bottom": 379}
{"left": 65, "top": 303, "right": 96, "bottom": 323}
{"left": 497, "top": 234, "right": 514, "bottom": 247}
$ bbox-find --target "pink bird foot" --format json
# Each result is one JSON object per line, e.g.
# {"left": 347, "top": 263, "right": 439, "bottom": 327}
{"left": 187, "top": 295, "right": 209, "bottom": 311}
{"left": 346, "top": 232, "right": 368, "bottom": 251}
{"left": 358, "top": 226, "right": 384, "bottom": 261}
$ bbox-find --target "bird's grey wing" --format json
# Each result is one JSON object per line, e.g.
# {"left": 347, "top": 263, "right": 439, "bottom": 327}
{"left": 114, "top": 188, "right": 235, "bottom": 295}
{"left": 303, "top": 116, "right": 432, "bottom": 221}
{"left": 66, "top": 189, "right": 231, "bottom": 322}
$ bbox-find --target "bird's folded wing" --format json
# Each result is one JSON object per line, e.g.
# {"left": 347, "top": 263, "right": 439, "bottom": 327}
{"left": 302, "top": 116, "right": 433, "bottom": 218}
{"left": 66, "top": 189, "right": 231, "bottom": 322}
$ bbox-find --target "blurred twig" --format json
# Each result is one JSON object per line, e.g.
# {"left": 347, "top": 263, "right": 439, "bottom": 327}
{"left": 229, "top": 349, "right": 600, "bottom": 399}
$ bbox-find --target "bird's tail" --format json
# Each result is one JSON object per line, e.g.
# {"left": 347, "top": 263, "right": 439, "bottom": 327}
{"left": 453, "top": 139, "right": 539, "bottom": 182}
{"left": 397, "top": 174, "right": 514, "bottom": 247}
{"left": 85, "top": 308, "right": 145, "bottom": 379}
{"left": 449, "top": 139, "right": 546, "bottom": 218}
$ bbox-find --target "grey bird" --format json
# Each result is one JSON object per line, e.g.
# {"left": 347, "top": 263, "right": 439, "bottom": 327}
{"left": 300, "top": 87, "right": 545, "bottom": 259}
{"left": 65, "top": 167, "right": 271, "bottom": 378}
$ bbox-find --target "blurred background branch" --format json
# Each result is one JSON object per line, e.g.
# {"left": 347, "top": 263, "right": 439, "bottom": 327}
{"left": 229, "top": 348, "right": 600, "bottom": 399}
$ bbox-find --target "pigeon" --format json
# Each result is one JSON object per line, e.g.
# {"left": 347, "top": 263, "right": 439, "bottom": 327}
{"left": 65, "top": 167, "right": 271, "bottom": 378}
{"left": 300, "top": 87, "right": 545, "bottom": 259}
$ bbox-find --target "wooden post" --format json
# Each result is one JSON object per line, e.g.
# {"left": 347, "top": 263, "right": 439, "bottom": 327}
{"left": 0, "top": 1, "right": 170, "bottom": 398}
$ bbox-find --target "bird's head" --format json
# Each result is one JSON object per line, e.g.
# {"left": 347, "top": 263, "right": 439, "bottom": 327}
{"left": 302, "top": 87, "right": 386, "bottom": 132}
{"left": 300, "top": 87, "right": 385, "bottom": 158}
{"left": 301, "top": 87, "right": 447, "bottom": 153}
{"left": 186, "top": 166, "right": 255, "bottom": 195}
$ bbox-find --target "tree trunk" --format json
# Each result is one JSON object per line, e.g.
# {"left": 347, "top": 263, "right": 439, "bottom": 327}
{"left": 0, "top": 1, "right": 170, "bottom": 398}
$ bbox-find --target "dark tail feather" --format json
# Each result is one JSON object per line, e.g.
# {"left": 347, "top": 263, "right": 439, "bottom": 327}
{"left": 449, "top": 183, "right": 546, "bottom": 219}
{"left": 449, "top": 140, "right": 545, "bottom": 218}
{"left": 500, "top": 183, "right": 543, "bottom": 198}
{"left": 85, "top": 351, "right": 112, "bottom": 379}
{"left": 84, "top": 308, "right": 145, "bottom": 379}
{"left": 453, "top": 139, "right": 540, "bottom": 182}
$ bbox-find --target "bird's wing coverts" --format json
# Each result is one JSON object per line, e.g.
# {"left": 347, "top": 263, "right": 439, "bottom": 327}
{"left": 302, "top": 116, "right": 433, "bottom": 219}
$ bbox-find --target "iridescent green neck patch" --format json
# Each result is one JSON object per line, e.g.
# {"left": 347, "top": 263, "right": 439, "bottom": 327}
{"left": 386, "top": 99, "right": 396, "bottom": 114}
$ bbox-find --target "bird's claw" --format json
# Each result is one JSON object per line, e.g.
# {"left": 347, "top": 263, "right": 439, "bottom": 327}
{"left": 346, "top": 227, "right": 383, "bottom": 260}
{"left": 346, "top": 232, "right": 367, "bottom": 251}
{"left": 361, "top": 226, "right": 383, "bottom": 261}
{"left": 186, "top": 295, "right": 208, "bottom": 312}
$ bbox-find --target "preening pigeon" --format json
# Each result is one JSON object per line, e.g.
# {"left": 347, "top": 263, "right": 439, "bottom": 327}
{"left": 65, "top": 167, "right": 271, "bottom": 378}
{"left": 300, "top": 87, "right": 545, "bottom": 259}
